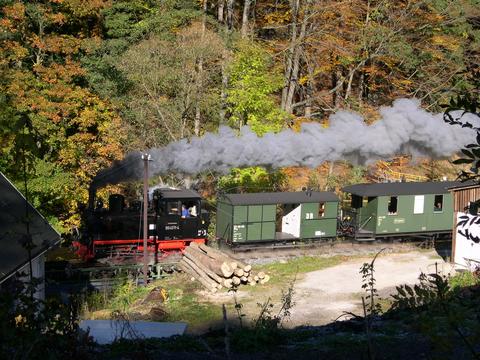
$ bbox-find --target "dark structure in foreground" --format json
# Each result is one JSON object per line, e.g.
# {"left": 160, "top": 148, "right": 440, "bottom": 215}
{"left": 0, "top": 172, "right": 60, "bottom": 299}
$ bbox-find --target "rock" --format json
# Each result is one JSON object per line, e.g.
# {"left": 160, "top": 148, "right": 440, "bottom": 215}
{"left": 149, "top": 306, "right": 168, "bottom": 321}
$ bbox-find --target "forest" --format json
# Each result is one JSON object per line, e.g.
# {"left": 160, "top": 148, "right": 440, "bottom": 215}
{"left": 1, "top": 0, "right": 479, "bottom": 232}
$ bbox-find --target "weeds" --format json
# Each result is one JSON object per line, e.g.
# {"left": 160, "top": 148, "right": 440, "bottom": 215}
{"left": 389, "top": 267, "right": 480, "bottom": 359}
{"left": 360, "top": 248, "right": 385, "bottom": 317}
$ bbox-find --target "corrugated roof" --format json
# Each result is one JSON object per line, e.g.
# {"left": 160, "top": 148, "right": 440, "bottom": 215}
{"left": 220, "top": 191, "right": 339, "bottom": 205}
{"left": 157, "top": 189, "right": 202, "bottom": 200}
{"left": 0, "top": 172, "right": 60, "bottom": 283}
{"left": 342, "top": 181, "right": 463, "bottom": 197}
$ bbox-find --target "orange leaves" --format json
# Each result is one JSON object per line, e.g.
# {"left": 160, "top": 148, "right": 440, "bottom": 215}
{"left": 2, "top": 2, "right": 26, "bottom": 21}
{"left": 431, "top": 35, "right": 460, "bottom": 52}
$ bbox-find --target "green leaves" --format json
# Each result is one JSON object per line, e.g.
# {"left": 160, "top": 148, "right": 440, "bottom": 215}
{"left": 226, "top": 41, "right": 288, "bottom": 136}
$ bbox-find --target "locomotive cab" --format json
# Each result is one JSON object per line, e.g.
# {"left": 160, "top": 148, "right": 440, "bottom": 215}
{"left": 153, "top": 189, "right": 209, "bottom": 240}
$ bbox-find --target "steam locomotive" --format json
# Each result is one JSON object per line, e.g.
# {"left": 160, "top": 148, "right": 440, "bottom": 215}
{"left": 74, "top": 188, "right": 210, "bottom": 260}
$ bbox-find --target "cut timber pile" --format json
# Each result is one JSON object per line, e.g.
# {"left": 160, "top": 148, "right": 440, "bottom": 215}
{"left": 179, "top": 243, "right": 269, "bottom": 292}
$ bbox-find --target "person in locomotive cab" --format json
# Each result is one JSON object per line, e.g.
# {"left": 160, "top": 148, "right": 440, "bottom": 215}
{"left": 189, "top": 205, "right": 197, "bottom": 217}
{"left": 181, "top": 204, "right": 190, "bottom": 218}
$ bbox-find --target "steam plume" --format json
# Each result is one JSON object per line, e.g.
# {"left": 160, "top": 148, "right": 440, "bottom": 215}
{"left": 92, "top": 98, "right": 477, "bottom": 189}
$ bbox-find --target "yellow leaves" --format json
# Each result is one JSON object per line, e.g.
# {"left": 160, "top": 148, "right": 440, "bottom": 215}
{"left": 391, "top": 78, "right": 413, "bottom": 90}
{"left": 376, "top": 55, "right": 397, "bottom": 69}
{"left": 431, "top": 35, "right": 460, "bottom": 52}
{"left": 263, "top": 10, "right": 291, "bottom": 25}
{"left": 299, "top": 75, "right": 309, "bottom": 86}
{"left": 15, "top": 314, "right": 25, "bottom": 327}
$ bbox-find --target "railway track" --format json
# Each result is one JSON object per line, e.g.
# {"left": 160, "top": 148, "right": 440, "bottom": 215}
{"left": 45, "top": 258, "right": 181, "bottom": 294}
{"left": 222, "top": 237, "right": 452, "bottom": 262}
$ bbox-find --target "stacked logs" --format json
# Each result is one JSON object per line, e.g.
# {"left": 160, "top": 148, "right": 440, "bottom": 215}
{"left": 179, "top": 242, "right": 270, "bottom": 292}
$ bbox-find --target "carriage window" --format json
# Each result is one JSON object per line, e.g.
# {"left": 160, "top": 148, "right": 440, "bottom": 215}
{"left": 318, "top": 202, "right": 325, "bottom": 217}
{"left": 434, "top": 195, "right": 443, "bottom": 212}
{"left": 351, "top": 195, "right": 362, "bottom": 209}
{"left": 167, "top": 201, "right": 180, "bottom": 215}
{"left": 388, "top": 196, "right": 398, "bottom": 215}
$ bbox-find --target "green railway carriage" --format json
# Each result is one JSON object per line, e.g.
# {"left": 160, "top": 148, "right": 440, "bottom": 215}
{"left": 342, "top": 181, "right": 462, "bottom": 241}
{"left": 216, "top": 191, "right": 339, "bottom": 244}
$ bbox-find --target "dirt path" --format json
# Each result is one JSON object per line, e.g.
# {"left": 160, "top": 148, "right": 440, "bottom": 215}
{"left": 286, "top": 250, "right": 454, "bottom": 327}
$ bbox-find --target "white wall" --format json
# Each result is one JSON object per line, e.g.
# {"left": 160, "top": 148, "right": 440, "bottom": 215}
{"left": 18, "top": 254, "right": 45, "bottom": 301}
{"left": 282, "top": 205, "right": 301, "bottom": 238}
{"left": 454, "top": 212, "right": 480, "bottom": 270}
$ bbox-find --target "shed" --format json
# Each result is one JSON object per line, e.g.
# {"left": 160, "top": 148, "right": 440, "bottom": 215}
{"left": 447, "top": 182, "right": 480, "bottom": 268}
{"left": 216, "top": 191, "right": 339, "bottom": 244}
{"left": 342, "top": 181, "right": 461, "bottom": 239}
{"left": 0, "top": 172, "right": 60, "bottom": 299}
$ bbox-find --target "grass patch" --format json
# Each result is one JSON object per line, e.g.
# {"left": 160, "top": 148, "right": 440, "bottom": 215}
{"left": 83, "top": 274, "right": 224, "bottom": 332}
{"left": 449, "top": 271, "right": 480, "bottom": 290}
{"left": 161, "top": 275, "right": 223, "bottom": 329}
{"left": 256, "top": 255, "right": 350, "bottom": 286}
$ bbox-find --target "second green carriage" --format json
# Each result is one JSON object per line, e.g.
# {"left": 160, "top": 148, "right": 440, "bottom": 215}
{"left": 342, "top": 181, "right": 461, "bottom": 241}
{"left": 216, "top": 191, "right": 339, "bottom": 245}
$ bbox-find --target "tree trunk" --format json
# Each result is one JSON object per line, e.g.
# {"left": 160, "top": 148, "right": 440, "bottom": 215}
{"left": 219, "top": 50, "right": 229, "bottom": 124}
{"left": 333, "top": 69, "right": 342, "bottom": 109}
{"left": 194, "top": 0, "right": 208, "bottom": 136}
{"left": 241, "top": 0, "right": 251, "bottom": 38}
{"left": 226, "top": 0, "right": 235, "bottom": 30}
{"left": 344, "top": 68, "right": 355, "bottom": 103}
{"left": 282, "top": 0, "right": 310, "bottom": 114}
{"left": 358, "top": 71, "right": 365, "bottom": 103}
{"left": 218, "top": 0, "right": 225, "bottom": 22}
{"left": 281, "top": 0, "right": 299, "bottom": 111}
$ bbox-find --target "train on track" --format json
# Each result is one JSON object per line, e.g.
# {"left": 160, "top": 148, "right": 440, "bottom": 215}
{"left": 74, "top": 188, "right": 210, "bottom": 260}
{"left": 74, "top": 180, "right": 468, "bottom": 260}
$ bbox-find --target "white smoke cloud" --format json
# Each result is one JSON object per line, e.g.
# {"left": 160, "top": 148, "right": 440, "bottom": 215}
{"left": 92, "top": 98, "right": 477, "bottom": 189}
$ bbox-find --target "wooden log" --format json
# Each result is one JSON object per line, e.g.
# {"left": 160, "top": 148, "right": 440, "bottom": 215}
{"left": 197, "top": 243, "right": 234, "bottom": 262}
{"left": 196, "top": 243, "right": 253, "bottom": 273}
{"left": 224, "top": 279, "right": 233, "bottom": 288}
{"left": 185, "top": 246, "right": 233, "bottom": 278}
{"left": 254, "top": 275, "right": 259, "bottom": 282}
{"left": 231, "top": 276, "right": 241, "bottom": 286}
{"left": 179, "top": 262, "right": 217, "bottom": 292}
{"left": 260, "top": 274, "right": 270, "bottom": 285}
{"left": 182, "top": 256, "right": 222, "bottom": 290}
{"left": 183, "top": 250, "right": 223, "bottom": 284}
{"left": 185, "top": 245, "right": 233, "bottom": 277}
{"left": 233, "top": 268, "right": 244, "bottom": 277}
{"left": 258, "top": 271, "right": 266, "bottom": 280}
{"left": 240, "top": 276, "right": 248, "bottom": 283}
{"left": 180, "top": 259, "right": 218, "bottom": 291}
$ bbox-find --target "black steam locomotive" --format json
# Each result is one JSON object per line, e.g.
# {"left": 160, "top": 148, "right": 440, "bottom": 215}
{"left": 74, "top": 188, "right": 209, "bottom": 259}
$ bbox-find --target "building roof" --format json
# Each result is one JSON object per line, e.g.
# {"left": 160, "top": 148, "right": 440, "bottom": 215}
{"left": 220, "top": 191, "right": 339, "bottom": 206}
{"left": 446, "top": 180, "right": 479, "bottom": 192}
{"left": 0, "top": 173, "right": 60, "bottom": 283}
{"left": 342, "top": 181, "right": 463, "bottom": 197}
{"left": 157, "top": 189, "right": 202, "bottom": 200}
